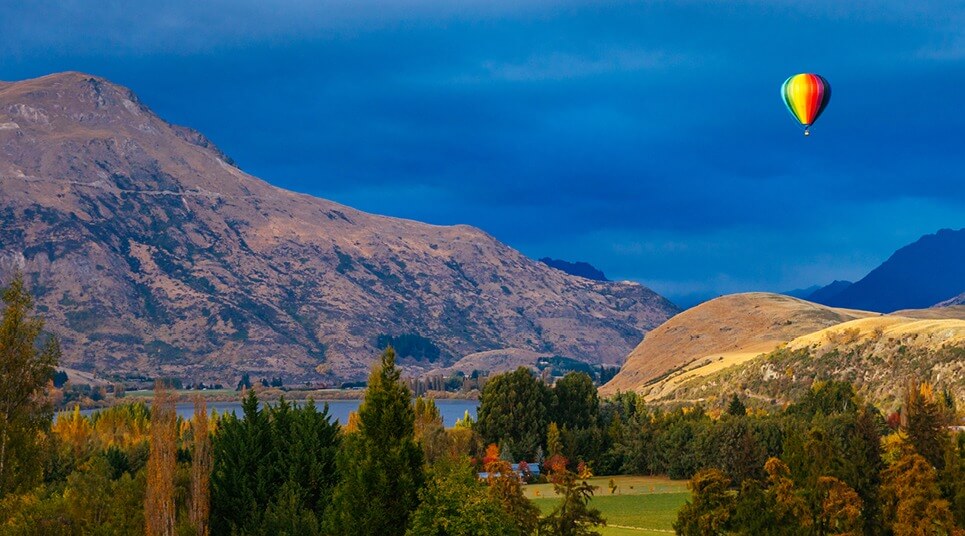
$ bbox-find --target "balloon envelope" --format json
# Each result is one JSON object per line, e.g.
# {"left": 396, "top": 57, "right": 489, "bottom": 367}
{"left": 781, "top": 74, "right": 831, "bottom": 128}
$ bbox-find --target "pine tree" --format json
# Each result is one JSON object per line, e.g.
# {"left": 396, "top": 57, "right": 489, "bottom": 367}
{"left": 145, "top": 383, "right": 177, "bottom": 536}
{"left": 0, "top": 273, "right": 59, "bottom": 498}
{"left": 210, "top": 389, "right": 269, "bottom": 534}
{"left": 726, "top": 394, "right": 746, "bottom": 417}
{"left": 327, "top": 348, "right": 424, "bottom": 536}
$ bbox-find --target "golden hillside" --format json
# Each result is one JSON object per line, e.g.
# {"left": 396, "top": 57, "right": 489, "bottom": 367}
{"left": 661, "top": 314, "right": 964, "bottom": 408}
{"left": 600, "top": 293, "right": 872, "bottom": 398}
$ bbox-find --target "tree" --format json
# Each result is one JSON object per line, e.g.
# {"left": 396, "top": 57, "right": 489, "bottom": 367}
{"left": 538, "top": 468, "right": 606, "bottom": 536}
{"left": 552, "top": 372, "right": 599, "bottom": 430}
{"left": 190, "top": 396, "right": 211, "bottom": 536}
{"left": 881, "top": 448, "right": 957, "bottom": 535}
{"left": 408, "top": 458, "right": 521, "bottom": 536}
{"left": 673, "top": 468, "right": 735, "bottom": 536}
{"left": 485, "top": 458, "right": 540, "bottom": 535}
{"left": 901, "top": 381, "right": 950, "bottom": 470}
{"left": 547, "top": 422, "right": 563, "bottom": 458}
{"left": 145, "top": 383, "right": 177, "bottom": 536}
{"left": 726, "top": 394, "right": 746, "bottom": 417}
{"left": 414, "top": 397, "right": 451, "bottom": 465}
{"left": 327, "top": 348, "right": 424, "bottom": 536}
{"left": 210, "top": 392, "right": 340, "bottom": 535}
{"left": 0, "top": 273, "right": 59, "bottom": 498}
{"left": 476, "top": 367, "right": 551, "bottom": 460}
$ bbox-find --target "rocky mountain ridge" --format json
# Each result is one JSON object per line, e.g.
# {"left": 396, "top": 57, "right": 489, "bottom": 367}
{"left": 0, "top": 72, "right": 679, "bottom": 383}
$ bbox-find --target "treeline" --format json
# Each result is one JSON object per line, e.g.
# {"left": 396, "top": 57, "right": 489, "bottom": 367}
{"left": 673, "top": 383, "right": 965, "bottom": 534}
{"left": 1, "top": 274, "right": 963, "bottom": 535}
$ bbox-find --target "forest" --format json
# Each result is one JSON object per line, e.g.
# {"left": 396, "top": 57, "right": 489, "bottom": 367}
{"left": 1, "top": 274, "right": 964, "bottom": 535}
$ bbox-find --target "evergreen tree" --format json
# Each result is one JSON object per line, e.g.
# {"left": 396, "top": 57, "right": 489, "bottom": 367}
{"left": 476, "top": 367, "right": 551, "bottom": 460}
{"left": 537, "top": 468, "right": 606, "bottom": 536}
{"left": 726, "top": 394, "right": 746, "bottom": 417}
{"left": 552, "top": 372, "right": 599, "bottom": 430}
{"left": 327, "top": 348, "right": 424, "bottom": 536}
{"left": 210, "top": 390, "right": 269, "bottom": 533}
{"left": 210, "top": 392, "right": 339, "bottom": 534}
{"left": 673, "top": 468, "right": 735, "bottom": 536}
{"left": 0, "top": 273, "right": 59, "bottom": 498}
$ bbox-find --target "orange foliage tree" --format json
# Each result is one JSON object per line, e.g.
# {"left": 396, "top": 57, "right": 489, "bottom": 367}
{"left": 190, "top": 396, "right": 211, "bottom": 536}
{"left": 145, "top": 383, "right": 177, "bottom": 536}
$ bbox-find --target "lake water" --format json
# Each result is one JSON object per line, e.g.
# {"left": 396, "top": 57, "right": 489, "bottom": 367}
{"left": 72, "top": 398, "right": 478, "bottom": 427}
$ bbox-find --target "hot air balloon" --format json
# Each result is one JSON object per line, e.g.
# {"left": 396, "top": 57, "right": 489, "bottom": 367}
{"left": 781, "top": 73, "right": 831, "bottom": 136}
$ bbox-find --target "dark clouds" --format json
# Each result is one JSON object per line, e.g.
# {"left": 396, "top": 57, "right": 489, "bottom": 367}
{"left": 1, "top": 1, "right": 962, "bottom": 305}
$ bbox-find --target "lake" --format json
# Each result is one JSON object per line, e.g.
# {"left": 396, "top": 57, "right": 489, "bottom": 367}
{"left": 71, "top": 398, "right": 479, "bottom": 427}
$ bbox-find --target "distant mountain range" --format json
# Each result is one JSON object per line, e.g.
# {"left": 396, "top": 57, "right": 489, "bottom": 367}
{"left": 0, "top": 72, "right": 678, "bottom": 384}
{"left": 539, "top": 258, "right": 609, "bottom": 281}
{"left": 790, "top": 229, "right": 964, "bottom": 313}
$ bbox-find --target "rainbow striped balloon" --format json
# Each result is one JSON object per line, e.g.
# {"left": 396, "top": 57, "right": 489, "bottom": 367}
{"left": 781, "top": 73, "right": 831, "bottom": 136}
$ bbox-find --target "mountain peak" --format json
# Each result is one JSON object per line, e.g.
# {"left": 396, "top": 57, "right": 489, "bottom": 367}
{"left": 0, "top": 71, "right": 678, "bottom": 383}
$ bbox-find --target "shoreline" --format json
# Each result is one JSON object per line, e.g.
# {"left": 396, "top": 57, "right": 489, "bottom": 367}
{"left": 56, "top": 387, "right": 480, "bottom": 411}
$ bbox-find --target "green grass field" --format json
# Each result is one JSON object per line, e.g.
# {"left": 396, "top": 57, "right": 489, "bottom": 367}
{"left": 528, "top": 475, "right": 689, "bottom": 535}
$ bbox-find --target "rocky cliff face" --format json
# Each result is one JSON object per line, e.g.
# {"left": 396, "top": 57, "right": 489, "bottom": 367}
{"left": 0, "top": 72, "right": 678, "bottom": 383}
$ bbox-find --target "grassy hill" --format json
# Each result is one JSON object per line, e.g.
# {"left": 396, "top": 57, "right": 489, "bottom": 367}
{"left": 602, "top": 293, "right": 965, "bottom": 408}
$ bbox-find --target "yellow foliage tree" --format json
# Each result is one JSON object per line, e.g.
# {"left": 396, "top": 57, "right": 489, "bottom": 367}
{"left": 145, "top": 383, "right": 177, "bottom": 536}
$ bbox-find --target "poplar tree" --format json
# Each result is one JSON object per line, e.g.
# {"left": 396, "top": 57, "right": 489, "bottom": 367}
{"left": 0, "top": 273, "right": 59, "bottom": 498}
{"left": 327, "top": 347, "right": 424, "bottom": 535}
{"left": 145, "top": 383, "right": 177, "bottom": 536}
{"left": 190, "top": 396, "right": 211, "bottom": 536}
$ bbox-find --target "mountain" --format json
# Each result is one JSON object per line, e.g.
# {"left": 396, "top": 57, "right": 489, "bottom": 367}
{"left": 819, "top": 229, "right": 965, "bottom": 312}
{"left": 0, "top": 72, "right": 679, "bottom": 383}
{"left": 782, "top": 285, "right": 821, "bottom": 299}
{"left": 539, "top": 258, "right": 609, "bottom": 281}
{"left": 936, "top": 292, "right": 965, "bottom": 307}
{"left": 806, "top": 280, "right": 852, "bottom": 304}
{"left": 601, "top": 292, "right": 965, "bottom": 406}
{"left": 599, "top": 293, "right": 872, "bottom": 397}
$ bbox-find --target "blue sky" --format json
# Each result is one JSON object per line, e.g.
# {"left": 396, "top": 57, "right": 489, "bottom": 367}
{"left": 2, "top": 1, "right": 962, "bottom": 306}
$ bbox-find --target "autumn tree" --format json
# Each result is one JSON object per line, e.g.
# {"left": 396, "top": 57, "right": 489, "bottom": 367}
{"left": 189, "top": 396, "right": 211, "bottom": 536}
{"left": 326, "top": 348, "right": 424, "bottom": 536}
{"left": 414, "top": 397, "right": 451, "bottom": 465}
{"left": 901, "top": 381, "right": 950, "bottom": 470}
{"left": 485, "top": 457, "right": 540, "bottom": 535}
{"left": 673, "top": 468, "right": 735, "bottom": 536}
{"left": 408, "top": 457, "right": 521, "bottom": 536}
{"left": 0, "top": 273, "right": 59, "bottom": 498}
{"left": 881, "top": 448, "right": 957, "bottom": 535}
{"left": 145, "top": 383, "right": 177, "bottom": 536}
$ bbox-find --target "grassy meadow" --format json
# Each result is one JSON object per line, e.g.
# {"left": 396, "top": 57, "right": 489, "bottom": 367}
{"left": 527, "top": 476, "right": 690, "bottom": 535}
